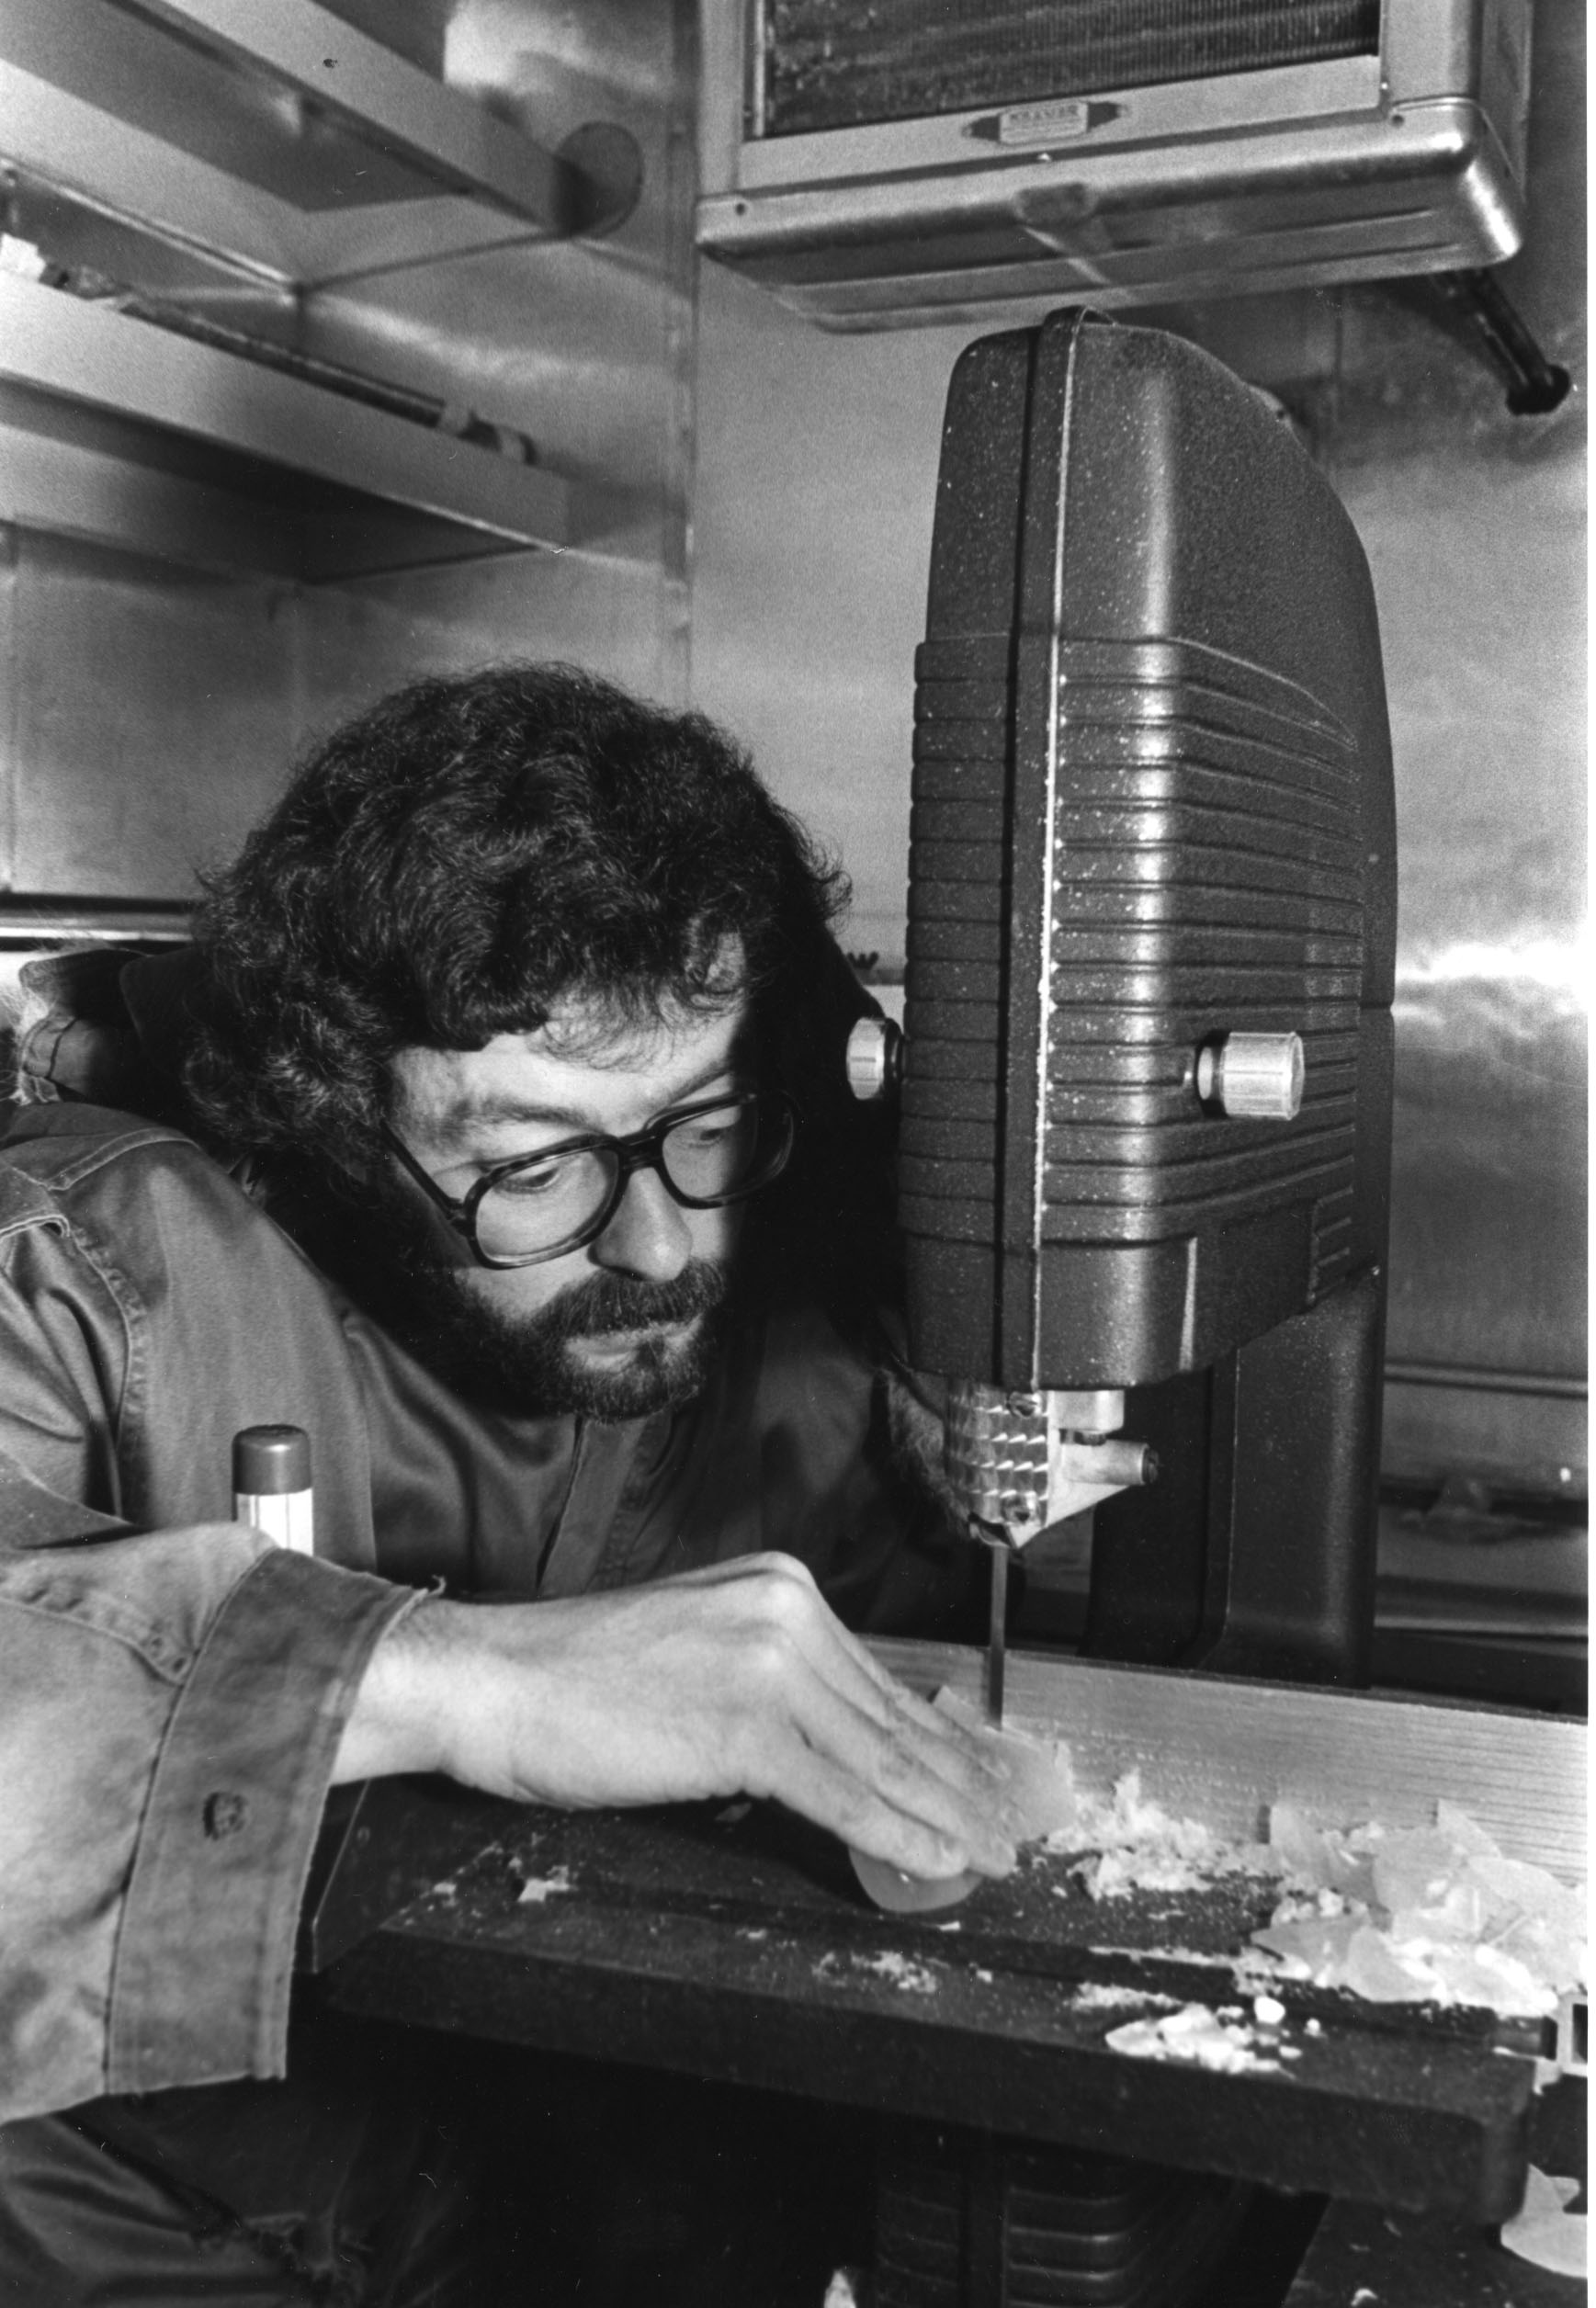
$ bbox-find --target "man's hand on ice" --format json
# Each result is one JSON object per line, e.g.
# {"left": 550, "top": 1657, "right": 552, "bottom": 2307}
{"left": 336, "top": 1552, "right": 1020, "bottom": 1885}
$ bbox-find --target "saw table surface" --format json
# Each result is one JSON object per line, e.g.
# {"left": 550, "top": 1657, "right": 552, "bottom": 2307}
{"left": 322, "top": 1788, "right": 1545, "bottom": 2224}
{"left": 323, "top": 1642, "right": 1585, "bottom": 2236}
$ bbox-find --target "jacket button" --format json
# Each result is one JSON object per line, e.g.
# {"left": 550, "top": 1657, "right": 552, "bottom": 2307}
{"left": 202, "top": 1792, "right": 248, "bottom": 1840}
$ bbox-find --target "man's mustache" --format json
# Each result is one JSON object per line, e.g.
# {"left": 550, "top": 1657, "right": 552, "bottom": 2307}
{"left": 506, "top": 1258, "right": 730, "bottom": 1344}
{"left": 381, "top": 1180, "right": 730, "bottom": 1346}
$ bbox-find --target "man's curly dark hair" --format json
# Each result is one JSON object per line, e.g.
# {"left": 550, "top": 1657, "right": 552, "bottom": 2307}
{"left": 185, "top": 663, "right": 854, "bottom": 1184}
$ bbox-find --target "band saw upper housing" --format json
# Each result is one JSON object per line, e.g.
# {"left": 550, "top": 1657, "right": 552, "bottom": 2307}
{"left": 901, "top": 311, "right": 1397, "bottom": 1396}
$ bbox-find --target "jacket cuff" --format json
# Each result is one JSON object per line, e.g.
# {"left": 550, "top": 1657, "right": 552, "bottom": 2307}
{"left": 107, "top": 1548, "right": 419, "bottom": 2097}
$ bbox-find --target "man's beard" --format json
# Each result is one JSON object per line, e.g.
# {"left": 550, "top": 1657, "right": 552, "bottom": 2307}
{"left": 410, "top": 1255, "right": 733, "bottom": 1421}
{"left": 313, "top": 1173, "right": 733, "bottom": 1420}
{"left": 289, "top": 1163, "right": 739, "bottom": 1412}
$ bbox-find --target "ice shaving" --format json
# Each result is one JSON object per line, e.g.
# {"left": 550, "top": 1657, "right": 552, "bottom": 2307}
{"left": 1251, "top": 1798, "right": 1585, "bottom": 2019}
{"left": 877, "top": 1693, "right": 1587, "bottom": 2025}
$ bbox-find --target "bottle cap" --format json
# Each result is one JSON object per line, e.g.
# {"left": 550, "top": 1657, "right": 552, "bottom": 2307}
{"left": 232, "top": 1424, "right": 311, "bottom": 1495}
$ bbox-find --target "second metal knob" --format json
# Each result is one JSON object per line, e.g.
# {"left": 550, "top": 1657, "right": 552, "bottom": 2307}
{"left": 1196, "top": 1031, "right": 1305, "bottom": 1120}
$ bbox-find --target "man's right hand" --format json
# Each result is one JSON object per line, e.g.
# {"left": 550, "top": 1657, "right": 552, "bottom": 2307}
{"left": 334, "top": 1552, "right": 1020, "bottom": 1884}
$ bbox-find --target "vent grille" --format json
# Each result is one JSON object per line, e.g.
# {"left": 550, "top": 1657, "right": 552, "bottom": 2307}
{"left": 759, "top": 0, "right": 1381, "bottom": 138}
{"left": 900, "top": 639, "right": 1363, "bottom": 1291}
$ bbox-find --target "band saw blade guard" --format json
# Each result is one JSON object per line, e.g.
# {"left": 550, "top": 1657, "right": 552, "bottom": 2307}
{"left": 881, "top": 307, "right": 1396, "bottom": 1694}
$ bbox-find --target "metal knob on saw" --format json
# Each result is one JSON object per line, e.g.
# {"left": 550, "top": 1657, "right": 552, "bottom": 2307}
{"left": 1195, "top": 1031, "right": 1305, "bottom": 1120}
{"left": 845, "top": 1015, "right": 902, "bottom": 1102}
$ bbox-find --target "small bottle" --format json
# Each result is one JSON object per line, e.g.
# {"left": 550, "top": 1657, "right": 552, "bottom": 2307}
{"left": 232, "top": 1424, "right": 313, "bottom": 1556}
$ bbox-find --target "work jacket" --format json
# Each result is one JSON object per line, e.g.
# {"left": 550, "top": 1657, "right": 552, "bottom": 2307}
{"left": 0, "top": 949, "right": 963, "bottom": 2126}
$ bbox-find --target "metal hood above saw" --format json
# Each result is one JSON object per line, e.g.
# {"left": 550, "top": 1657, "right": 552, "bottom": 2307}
{"left": 696, "top": 0, "right": 1531, "bottom": 329}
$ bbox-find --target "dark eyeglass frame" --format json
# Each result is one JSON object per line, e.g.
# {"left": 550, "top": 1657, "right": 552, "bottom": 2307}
{"left": 380, "top": 1088, "right": 798, "bottom": 1270}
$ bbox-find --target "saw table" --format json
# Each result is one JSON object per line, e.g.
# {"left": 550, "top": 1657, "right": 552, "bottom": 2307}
{"left": 315, "top": 1641, "right": 1586, "bottom": 2291}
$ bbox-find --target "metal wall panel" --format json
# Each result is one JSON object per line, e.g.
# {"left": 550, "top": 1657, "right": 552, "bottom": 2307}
{"left": 5, "top": 526, "right": 297, "bottom": 896}
{"left": 1335, "top": 447, "right": 1584, "bottom": 1384}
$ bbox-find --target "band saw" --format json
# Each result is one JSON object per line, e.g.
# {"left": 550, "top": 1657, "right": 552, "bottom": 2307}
{"left": 848, "top": 304, "right": 1395, "bottom": 1713}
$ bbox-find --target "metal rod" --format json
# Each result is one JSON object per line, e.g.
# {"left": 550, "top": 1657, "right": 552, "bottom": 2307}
{"left": 1385, "top": 1359, "right": 1587, "bottom": 1401}
{"left": 1439, "top": 268, "right": 1572, "bottom": 417}
{"left": 52, "top": 274, "right": 538, "bottom": 459}
{"left": 985, "top": 1535, "right": 1009, "bottom": 1727}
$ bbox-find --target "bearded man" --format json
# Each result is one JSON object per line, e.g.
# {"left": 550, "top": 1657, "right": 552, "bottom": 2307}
{"left": 0, "top": 663, "right": 1016, "bottom": 2302}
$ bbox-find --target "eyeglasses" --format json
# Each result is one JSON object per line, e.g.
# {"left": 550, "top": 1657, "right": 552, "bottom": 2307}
{"left": 381, "top": 1090, "right": 798, "bottom": 1269}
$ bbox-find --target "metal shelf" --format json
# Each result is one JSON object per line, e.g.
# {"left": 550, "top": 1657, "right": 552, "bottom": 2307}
{"left": 0, "top": 0, "right": 601, "bottom": 276}
{"left": 0, "top": 273, "right": 572, "bottom": 578}
{"left": 0, "top": 3, "right": 636, "bottom": 577}
{"left": 120, "top": 0, "right": 570, "bottom": 220}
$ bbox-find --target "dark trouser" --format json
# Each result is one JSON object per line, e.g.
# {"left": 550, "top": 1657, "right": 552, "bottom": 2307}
{"left": 0, "top": 2016, "right": 483, "bottom": 2307}
{"left": 0, "top": 2012, "right": 873, "bottom": 2307}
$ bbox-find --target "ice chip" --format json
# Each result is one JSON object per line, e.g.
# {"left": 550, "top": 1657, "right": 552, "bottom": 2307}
{"left": 1341, "top": 1924, "right": 1432, "bottom": 2002}
{"left": 1467, "top": 1853, "right": 1585, "bottom": 1938}
{"left": 1252, "top": 1912, "right": 1362, "bottom": 1984}
{"left": 1435, "top": 1799, "right": 1502, "bottom": 1859}
{"left": 1267, "top": 1805, "right": 1334, "bottom": 1890}
{"left": 933, "top": 1687, "right": 1079, "bottom": 1842}
{"left": 1372, "top": 1828, "right": 1466, "bottom": 1917}
{"left": 1501, "top": 2167, "right": 1587, "bottom": 2280}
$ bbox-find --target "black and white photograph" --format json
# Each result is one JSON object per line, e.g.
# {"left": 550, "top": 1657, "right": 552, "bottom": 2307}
{"left": 0, "top": 5, "right": 1585, "bottom": 2302}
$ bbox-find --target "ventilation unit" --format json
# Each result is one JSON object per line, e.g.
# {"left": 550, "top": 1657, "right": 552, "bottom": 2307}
{"left": 696, "top": 0, "right": 1532, "bottom": 328}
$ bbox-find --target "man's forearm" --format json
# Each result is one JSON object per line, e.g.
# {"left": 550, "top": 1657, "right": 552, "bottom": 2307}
{"left": 330, "top": 1557, "right": 1023, "bottom": 1885}
{"left": 331, "top": 1594, "right": 459, "bottom": 1783}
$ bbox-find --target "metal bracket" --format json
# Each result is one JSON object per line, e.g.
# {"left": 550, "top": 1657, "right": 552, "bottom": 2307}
{"left": 1552, "top": 1991, "right": 1588, "bottom": 2079}
{"left": 1435, "top": 267, "right": 1572, "bottom": 416}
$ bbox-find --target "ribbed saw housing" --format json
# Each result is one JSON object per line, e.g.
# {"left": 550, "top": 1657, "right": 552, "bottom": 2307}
{"left": 900, "top": 314, "right": 1395, "bottom": 1391}
{"left": 904, "top": 637, "right": 1363, "bottom": 1265}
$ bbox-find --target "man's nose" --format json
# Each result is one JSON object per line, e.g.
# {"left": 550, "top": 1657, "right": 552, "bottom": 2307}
{"left": 591, "top": 1164, "right": 693, "bottom": 1281}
